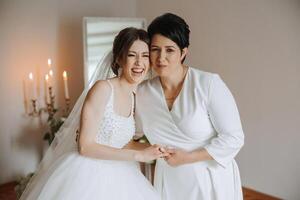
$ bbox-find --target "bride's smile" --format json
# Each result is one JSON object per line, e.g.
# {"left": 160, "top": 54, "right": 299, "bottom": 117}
{"left": 121, "top": 40, "right": 150, "bottom": 84}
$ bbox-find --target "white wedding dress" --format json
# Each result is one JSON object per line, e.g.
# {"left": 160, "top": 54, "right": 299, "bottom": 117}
{"left": 23, "top": 80, "right": 160, "bottom": 200}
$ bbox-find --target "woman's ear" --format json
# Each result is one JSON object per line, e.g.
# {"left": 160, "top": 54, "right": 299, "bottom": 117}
{"left": 180, "top": 48, "right": 188, "bottom": 62}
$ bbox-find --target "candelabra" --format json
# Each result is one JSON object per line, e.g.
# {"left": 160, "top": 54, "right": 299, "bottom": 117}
{"left": 26, "top": 61, "right": 71, "bottom": 146}
{"left": 28, "top": 99, "right": 39, "bottom": 117}
{"left": 64, "top": 98, "right": 71, "bottom": 116}
{"left": 28, "top": 86, "right": 71, "bottom": 118}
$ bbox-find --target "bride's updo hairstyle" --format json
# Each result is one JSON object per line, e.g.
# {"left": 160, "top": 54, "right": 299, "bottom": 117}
{"left": 111, "top": 27, "right": 149, "bottom": 76}
{"left": 147, "top": 13, "right": 190, "bottom": 62}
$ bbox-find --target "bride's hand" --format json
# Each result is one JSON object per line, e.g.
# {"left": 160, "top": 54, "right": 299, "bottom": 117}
{"left": 134, "top": 144, "right": 169, "bottom": 162}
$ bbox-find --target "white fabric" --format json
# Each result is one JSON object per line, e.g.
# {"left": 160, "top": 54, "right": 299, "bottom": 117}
{"left": 95, "top": 80, "right": 135, "bottom": 148}
{"left": 135, "top": 67, "right": 244, "bottom": 200}
{"left": 20, "top": 52, "right": 160, "bottom": 200}
{"left": 22, "top": 80, "right": 160, "bottom": 200}
{"left": 20, "top": 51, "right": 115, "bottom": 200}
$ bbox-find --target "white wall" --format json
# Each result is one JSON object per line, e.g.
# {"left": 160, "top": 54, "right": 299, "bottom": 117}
{"left": 136, "top": 0, "right": 300, "bottom": 199}
{"left": 0, "top": 0, "right": 136, "bottom": 184}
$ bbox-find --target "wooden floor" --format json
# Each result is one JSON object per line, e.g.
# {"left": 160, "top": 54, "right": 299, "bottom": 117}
{"left": 242, "top": 187, "right": 282, "bottom": 200}
{"left": 0, "top": 182, "right": 17, "bottom": 200}
{"left": 0, "top": 182, "right": 282, "bottom": 200}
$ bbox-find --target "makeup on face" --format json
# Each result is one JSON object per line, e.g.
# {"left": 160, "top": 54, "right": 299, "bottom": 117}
{"left": 121, "top": 40, "right": 150, "bottom": 84}
{"left": 150, "top": 34, "right": 184, "bottom": 77}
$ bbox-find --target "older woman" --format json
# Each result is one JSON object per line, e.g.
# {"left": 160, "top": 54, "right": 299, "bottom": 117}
{"left": 136, "top": 13, "right": 244, "bottom": 200}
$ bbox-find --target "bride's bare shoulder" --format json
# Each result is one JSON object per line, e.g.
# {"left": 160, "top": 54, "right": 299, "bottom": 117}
{"left": 85, "top": 80, "right": 112, "bottom": 104}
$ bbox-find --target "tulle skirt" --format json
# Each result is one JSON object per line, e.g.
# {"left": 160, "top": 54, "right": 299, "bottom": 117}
{"left": 24, "top": 152, "right": 160, "bottom": 200}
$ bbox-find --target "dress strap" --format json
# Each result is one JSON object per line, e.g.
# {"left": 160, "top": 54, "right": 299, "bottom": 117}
{"left": 107, "top": 79, "right": 134, "bottom": 117}
{"left": 131, "top": 92, "right": 135, "bottom": 116}
{"left": 106, "top": 80, "right": 114, "bottom": 106}
{"left": 106, "top": 79, "right": 113, "bottom": 91}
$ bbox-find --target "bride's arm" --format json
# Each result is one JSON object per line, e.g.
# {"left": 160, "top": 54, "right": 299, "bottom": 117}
{"left": 123, "top": 140, "right": 151, "bottom": 151}
{"left": 78, "top": 81, "right": 165, "bottom": 162}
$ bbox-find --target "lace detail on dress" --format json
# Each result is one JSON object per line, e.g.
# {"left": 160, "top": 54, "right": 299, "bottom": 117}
{"left": 95, "top": 80, "right": 135, "bottom": 148}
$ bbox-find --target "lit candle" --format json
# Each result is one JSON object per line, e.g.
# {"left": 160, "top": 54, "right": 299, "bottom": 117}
{"left": 22, "top": 79, "right": 30, "bottom": 114}
{"left": 49, "top": 69, "right": 53, "bottom": 79}
{"left": 48, "top": 59, "right": 54, "bottom": 92}
{"left": 48, "top": 69, "right": 54, "bottom": 95}
{"left": 45, "top": 74, "right": 50, "bottom": 104}
{"left": 49, "top": 69, "right": 53, "bottom": 77}
{"left": 63, "top": 71, "right": 70, "bottom": 99}
{"left": 29, "top": 72, "right": 37, "bottom": 100}
{"left": 48, "top": 59, "right": 52, "bottom": 68}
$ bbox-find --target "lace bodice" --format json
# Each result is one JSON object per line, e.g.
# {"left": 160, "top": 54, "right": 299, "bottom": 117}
{"left": 95, "top": 80, "right": 135, "bottom": 148}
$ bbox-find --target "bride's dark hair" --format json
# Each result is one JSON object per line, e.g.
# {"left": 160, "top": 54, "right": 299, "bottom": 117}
{"left": 111, "top": 27, "right": 149, "bottom": 76}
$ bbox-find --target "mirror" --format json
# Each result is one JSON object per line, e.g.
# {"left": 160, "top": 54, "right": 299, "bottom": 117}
{"left": 82, "top": 17, "right": 146, "bottom": 86}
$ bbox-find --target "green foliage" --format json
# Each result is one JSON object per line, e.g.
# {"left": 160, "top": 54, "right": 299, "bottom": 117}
{"left": 15, "top": 172, "right": 34, "bottom": 199}
{"left": 43, "top": 108, "right": 64, "bottom": 145}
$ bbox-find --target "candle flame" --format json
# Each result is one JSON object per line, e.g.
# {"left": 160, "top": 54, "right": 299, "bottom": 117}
{"left": 29, "top": 73, "right": 33, "bottom": 80}
{"left": 49, "top": 70, "right": 53, "bottom": 76}
{"left": 45, "top": 74, "right": 49, "bottom": 80}
{"left": 63, "top": 71, "right": 67, "bottom": 78}
{"left": 48, "top": 59, "right": 52, "bottom": 66}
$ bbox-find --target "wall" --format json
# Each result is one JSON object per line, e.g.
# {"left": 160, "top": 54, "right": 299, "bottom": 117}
{"left": 0, "top": 0, "right": 136, "bottom": 184}
{"left": 136, "top": 0, "right": 300, "bottom": 199}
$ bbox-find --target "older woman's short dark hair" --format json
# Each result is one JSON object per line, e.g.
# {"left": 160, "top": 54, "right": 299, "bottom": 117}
{"left": 112, "top": 27, "right": 149, "bottom": 76}
{"left": 147, "top": 13, "right": 190, "bottom": 50}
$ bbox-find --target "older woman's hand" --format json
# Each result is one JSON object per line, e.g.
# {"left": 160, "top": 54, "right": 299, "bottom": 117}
{"left": 163, "top": 147, "right": 213, "bottom": 167}
{"left": 135, "top": 144, "right": 170, "bottom": 163}
{"left": 163, "top": 148, "right": 191, "bottom": 167}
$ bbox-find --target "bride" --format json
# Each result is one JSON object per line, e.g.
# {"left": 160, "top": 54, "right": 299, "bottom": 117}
{"left": 20, "top": 27, "right": 167, "bottom": 200}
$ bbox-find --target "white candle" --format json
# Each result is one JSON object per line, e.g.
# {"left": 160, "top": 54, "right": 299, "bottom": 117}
{"left": 48, "top": 69, "right": 54, "bottom": 87}
{"left": 48, "top": 58, "right": 52, "bottom": 68}
{"left": 48, "top": 58, "right": 53, "bottom": 89}
{"left": 29, "top": 73, "right": 37, "bottom": 100}
{"left": 63, "top": 71, "right": 70, "bottom": 99}
{"left": 45, "top": 74, "right": 51, "bottom": 104}
{"left": 23, "top": 80, "right": 29, "bottom": 114}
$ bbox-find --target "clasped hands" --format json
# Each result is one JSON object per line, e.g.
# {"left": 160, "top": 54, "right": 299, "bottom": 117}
{"left": 137, "top": 144, "right": 190, "bottom": 167}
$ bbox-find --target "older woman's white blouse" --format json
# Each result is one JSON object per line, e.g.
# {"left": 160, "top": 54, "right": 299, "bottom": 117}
{"left": 135, "top": 67, "right": 244, "bottom": 200}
